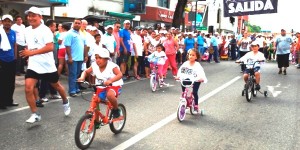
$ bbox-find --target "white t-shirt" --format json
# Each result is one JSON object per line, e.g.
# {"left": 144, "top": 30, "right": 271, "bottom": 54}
{"left": 58, "top": 32, "right": 67, "bottom": 49}
{"left": 91, "top": 61, "right": 123, "bottom": 88}
{"left": 25, "top": 24, "right": 56, "bottom": 73}
{"left": 239, "top": 37, "right": 252, "bottom": 52}
{"left": 11, "top": 23, "right": 26, "bottom": 46}
{"left": 132, "top": 34, "right": 143, "bottom": 56}
{"left": 177, "top": 61, "right": 208, "bottom": 83}
{"left": 239, "top": 51, "right": 266, "bottom": 68}
{"left": 256, "top": 37, "right": 265, "bottom": 48}
{"left": 147, "top": 51, "right": 167, "bottom": 65}
{"left": 89, "top": 42, "right": 103, "bottom": 57}
{"left": 102, "top": 33, "right": 116, "bottom": 54}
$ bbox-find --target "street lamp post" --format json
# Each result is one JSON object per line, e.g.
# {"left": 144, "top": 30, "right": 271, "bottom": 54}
{"left": 194, "top": 0, "right": 198, "bottom": 31}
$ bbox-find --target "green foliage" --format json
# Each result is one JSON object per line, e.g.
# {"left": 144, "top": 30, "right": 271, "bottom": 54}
{"left": 245, "top": 21, "right": 261, "bottom": 33}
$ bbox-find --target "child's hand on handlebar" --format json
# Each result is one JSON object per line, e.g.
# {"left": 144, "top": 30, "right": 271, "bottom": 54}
{"left": 198, "top": 79, "right": 204, "bottom": 82}
{"left": 77, "top": 78, "right": 85, "bottom": 82}
{"left": 104, "top": 80, "right": 113, "bottom": 86}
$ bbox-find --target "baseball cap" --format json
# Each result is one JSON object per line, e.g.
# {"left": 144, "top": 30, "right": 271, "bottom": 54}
{"left": 25, "top": 6, "right": 43, "bottom": 15}
{"left": 134, "top": 26, "right": 142, "bottom": 30}
{"left": 105, "top": 25, "right": 114, "bottom": 30}
{"left": 2, "top": 14, "right": 13, "bottom": 21}
{"left": 93, "top": 48, "right": 110, "bottom": 59}
{"left": 123, "top": 20, "right": 130, "bottom": 24}
{"left": 281, "top": 29, "right": 286, "bottom": 31}
{"left": 171, "top": 27, "right": 175, "bottom": 30}
{"left": 251, "top": 41, "right": 260, "bottom": 46}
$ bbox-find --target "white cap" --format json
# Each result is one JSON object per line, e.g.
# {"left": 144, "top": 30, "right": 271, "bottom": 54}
{"left": 86, "top": 25, "right": 97, "bottom": 31}
{"left": 105, "top": 25, "right": 114, "bottom": 30}
{"left": 2, "top": 14, "right": 13, "bottom": 21}
{"left": 93, "top": 48, "right": 110, "bottom": 59}
{"left": 171, "top": 27, "right": 175, "bottom": 30}
{"left": 25, "top": 6, "right": 43, "bottom": 15}
{"left": 123, "top": 20, "right": 130, "bottom": 24}
{"left": 251, "top": 41, "right": 260, "bottom": 46}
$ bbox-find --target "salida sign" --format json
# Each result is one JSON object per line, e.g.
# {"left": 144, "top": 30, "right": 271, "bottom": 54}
{"left": 223, "top": 0, "right": 278, "bottom": 17}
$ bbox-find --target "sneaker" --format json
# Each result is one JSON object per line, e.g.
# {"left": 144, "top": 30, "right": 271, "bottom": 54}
{"left": 36, "top": 100, "right": 44, "bottom": 107}
{"left": 255, "top": 84, "right": 261, "bottom": 90}
{"left": 49, "top": 95, "right": 61, "bottom": 99}
{"left": 283, "top": 70, "right": 287, "bottom": 75}
{"left": 69, "top": 93, "right": 78, "bottom": 97}
{"left": 41, "top": 97, "right": 49, "bottom": 102}
{"left": 63, "top": 101, "right": 71, "bottom": 116}
{"left": 26, "top": 113, "right": 41, "bottom": 123}
{"left": 193, "top": 105, "right": 199, "bottom": 114}
{"left": 111, "top": 108, "right": 120, "bottom": 118}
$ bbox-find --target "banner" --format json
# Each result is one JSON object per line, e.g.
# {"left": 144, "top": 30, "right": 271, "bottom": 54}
{"left": 223, "top": 0, "right": 278, "bottom": 17}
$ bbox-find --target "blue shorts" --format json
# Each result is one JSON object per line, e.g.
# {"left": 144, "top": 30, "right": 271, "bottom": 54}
{"left": 244, "top": 67, "right": 260, "bottom": 74}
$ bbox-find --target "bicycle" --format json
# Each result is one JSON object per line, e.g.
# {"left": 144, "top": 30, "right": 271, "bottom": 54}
{"left": 74, "top": 80, "right": 126, "bottom": 149}
{"left": 176, "top": 78, "right": 204, "bottom": 122}
{"left": 237, "top": 60, "right": 268, "bottom": 102}
{"left": 148, "top": 56, "right": 168, "bottom": 92}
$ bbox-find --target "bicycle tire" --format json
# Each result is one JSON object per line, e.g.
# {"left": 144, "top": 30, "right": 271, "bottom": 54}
{"left": 109, "top": 103, "right": 127, "bottom": 134}
{"left": 75, "top": 114, "right": 96, "bottom": 149}
{"left": 150, "top": 74, "right": 157, "bottom": 92}
{"left": 245, "top": 81, "right": 252, "bottom": 102}
{"left": 177, "top": 101, "right": 186, "bottom": 122}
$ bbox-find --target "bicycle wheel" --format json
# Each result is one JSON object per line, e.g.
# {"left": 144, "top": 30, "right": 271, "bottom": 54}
{"left": 150, "top": 74, "right": 157, "bottom": 92}
{"left": 253, "top": 87, "right": 257, "bottom": 97}
{"left": 75, "top": 114, "right": 96, "bottom": 149}
{"left": 177, "top": 100, "right": 186, "bottom": 122}
{"left": 245, "top": 81, "right": 253, "bottom": 102}
{"left": 109, "top": 103, "right": 126, "bottom": 134}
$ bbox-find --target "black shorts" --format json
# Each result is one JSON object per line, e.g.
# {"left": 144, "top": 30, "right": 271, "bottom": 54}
{"left": 119, "top": 51, "right": 129, "bottom": 63}
{"left": 25, "top": 69, "right": 59, "bottom": 83}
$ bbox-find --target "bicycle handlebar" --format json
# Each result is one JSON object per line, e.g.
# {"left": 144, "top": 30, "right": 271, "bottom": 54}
{"left": 176, "top": 79, "right": 195, "bottom": 88}
{"left": 76, "top": 79, "right": 111, "bottom": 88}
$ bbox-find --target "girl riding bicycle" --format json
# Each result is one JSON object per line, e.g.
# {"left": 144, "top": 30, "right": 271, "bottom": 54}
{"left": 77, "top": 48, "right": 123, "bottom": 118}
{"left": 148, "top": 44, "right": 168, "bottom": 87}
{"left": 175, "top": 49, "right": 207, "bottom": 113}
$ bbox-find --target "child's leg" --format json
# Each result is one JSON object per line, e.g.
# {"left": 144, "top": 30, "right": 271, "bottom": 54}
{"left": 157, "top": 65, "right": 164, "bottom": 79}
{"left": 192, "top": 82, "right": 201, "bottom": 105}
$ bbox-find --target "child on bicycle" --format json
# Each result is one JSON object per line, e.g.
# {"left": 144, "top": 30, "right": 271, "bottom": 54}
{"left": 77, "top": 48, "right": 123, "bottom": 118}
{"left": 236, "top": 41, "right": 266, "bottom": 90}
{"left": 147, "top": 44, "right": 168, "bottom": 87}
{"left": 175, "top": 48, "right": 207, "bottom": 113}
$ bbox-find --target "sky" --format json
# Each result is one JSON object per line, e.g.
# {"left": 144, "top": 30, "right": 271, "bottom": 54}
{"left": 248, "top": 0, "right": 299, "bottom": 33}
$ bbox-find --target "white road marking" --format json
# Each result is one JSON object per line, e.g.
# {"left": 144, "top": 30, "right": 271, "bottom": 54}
{"left": 0, "top": 79, "right": 145, "bottom": 116}
{"left": 111, "top": 76, "right": 241, "bottom": 150}
{"left": 266, "top": 84, "right": 282, "bottom": 97}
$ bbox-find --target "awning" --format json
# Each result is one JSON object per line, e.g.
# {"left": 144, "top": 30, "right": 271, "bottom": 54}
{"left": 106, "top": 12, "right": 135, "bottom": 20}
{"left": 83, "top": 15, "right": 109, "bottom": 23}
{"left": 0, "top": 0, "right": 66, "bottom": 6}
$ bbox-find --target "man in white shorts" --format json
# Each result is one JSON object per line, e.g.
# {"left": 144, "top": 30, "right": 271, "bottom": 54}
{"left": 19, "top": 6, "right": 70, "bottom": 123}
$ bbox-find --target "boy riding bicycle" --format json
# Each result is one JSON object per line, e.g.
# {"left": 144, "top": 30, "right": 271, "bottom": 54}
{"left": 77, "top": 48, "right": 123, "bottom": 118}
{"left": 236, "top": 41, "right": 266, "bottom": 90}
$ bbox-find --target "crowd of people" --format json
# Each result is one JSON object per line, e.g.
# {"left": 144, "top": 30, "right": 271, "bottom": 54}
{"left": 1, "top": 6, "right": 299, "bottom": 123}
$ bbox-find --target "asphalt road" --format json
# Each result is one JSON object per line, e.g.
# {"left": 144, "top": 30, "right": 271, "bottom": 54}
{"left": 0, "top": 60, "right": 299, "bottom": 150}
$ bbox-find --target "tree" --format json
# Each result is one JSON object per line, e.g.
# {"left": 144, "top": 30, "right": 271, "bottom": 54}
{"left": 172, "top": 0, "right": 188, "bottom": 31}
{"left": 245, "top": 21, "right": 261, "bottom": 33}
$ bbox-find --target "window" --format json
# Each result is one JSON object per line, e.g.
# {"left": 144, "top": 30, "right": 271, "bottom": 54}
{"left": 158, "top": 0, "right": 169, "bottom": 8}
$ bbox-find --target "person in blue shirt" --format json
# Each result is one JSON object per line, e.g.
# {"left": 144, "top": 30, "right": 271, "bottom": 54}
{"left": 274, "top": 29, "right": 293, "bottom": 75}
{"left": 0, "top": 15, "right": 18, "bottom": 109}
{"left": 119, "top": 20, "right": 131, "bottom": 80}
{"left": 208, "top": 33, "right": 220, "bottom": 63}
{"left": 197, "top": 32, "right": 206, "bottom": 55}
{"left": 64, "top": 18, "right": 88, "bottom": 97}
{"left": 183, "top": 32, "right": 196, "bottom": 62}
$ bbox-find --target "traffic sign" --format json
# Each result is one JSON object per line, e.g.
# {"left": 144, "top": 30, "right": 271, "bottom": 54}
{"left": 197, "top": 26, "right": 207, "bottom": 30}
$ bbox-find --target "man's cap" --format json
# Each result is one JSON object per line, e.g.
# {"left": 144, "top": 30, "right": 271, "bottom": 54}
{"left": 86, "top": 25, "right": 97, "bottom": 31}
{"left": 25, "top": 6, "right": 43, "bottom": 15}
{"left": 105, "top": 25, "right": 114, "bottom": 30}
{"left": 171, "top": 27, "right": 175, "bottom": 30}
{"left": 2, "top": 14, "right": 13, "bottom": 21}
{"left": 93, "top": 48, "right": 110, "bottom": 59}
{"left": 123, "top": 20, "right": 130, "bottom": 24}
{"left": 251, "top": 41, "right": 260, "bottom": 46}
{"left": 281, "top": 29, "right": 286, "bottom": 31}
{"left": 134, "top": 26, "right": 142, "bottom": 30}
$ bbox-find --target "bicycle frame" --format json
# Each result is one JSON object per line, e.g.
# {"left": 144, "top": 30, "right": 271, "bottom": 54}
{"left": 180, "top": 79, "right": 195, "bottom": 108}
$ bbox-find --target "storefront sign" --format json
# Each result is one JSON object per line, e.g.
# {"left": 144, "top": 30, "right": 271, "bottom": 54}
{"left": 140, "top": 6, "right": 174, "bottom": 23}
{"left": 49, "top": 0, "right": 68, "bottom": 4}
{"left": 223, "top": 0, "right": 278, "bottom": 17}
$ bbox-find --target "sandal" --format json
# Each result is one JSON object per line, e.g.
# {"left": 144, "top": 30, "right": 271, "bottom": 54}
{"left": 49, "top": 95, "right": 61, "bottom": 99}
{"left": 135, "top": 76, "right": 141, "bottom": 80}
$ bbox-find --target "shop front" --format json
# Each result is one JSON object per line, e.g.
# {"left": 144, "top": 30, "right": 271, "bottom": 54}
{"left": 140, "top": 6, "right": 175, "bottom": 29}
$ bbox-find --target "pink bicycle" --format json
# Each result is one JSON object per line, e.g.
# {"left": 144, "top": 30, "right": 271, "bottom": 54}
{"left": 177, "top": 78, "right": 204, "bottom": 122}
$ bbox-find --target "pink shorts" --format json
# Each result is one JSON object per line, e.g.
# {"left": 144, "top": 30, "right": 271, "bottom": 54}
{"left": 58, "top": 48, "right": 66, "bottom": 59}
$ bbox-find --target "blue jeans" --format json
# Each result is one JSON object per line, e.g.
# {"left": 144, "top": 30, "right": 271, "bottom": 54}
{"left": 208, "top": 46, "right": 219, "bottom": 62}
{"left": 198, "top": 45, "right": 205, "bottom": 55}
{"left": 68, "top": 61, "right": 83, "bottom": 94}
